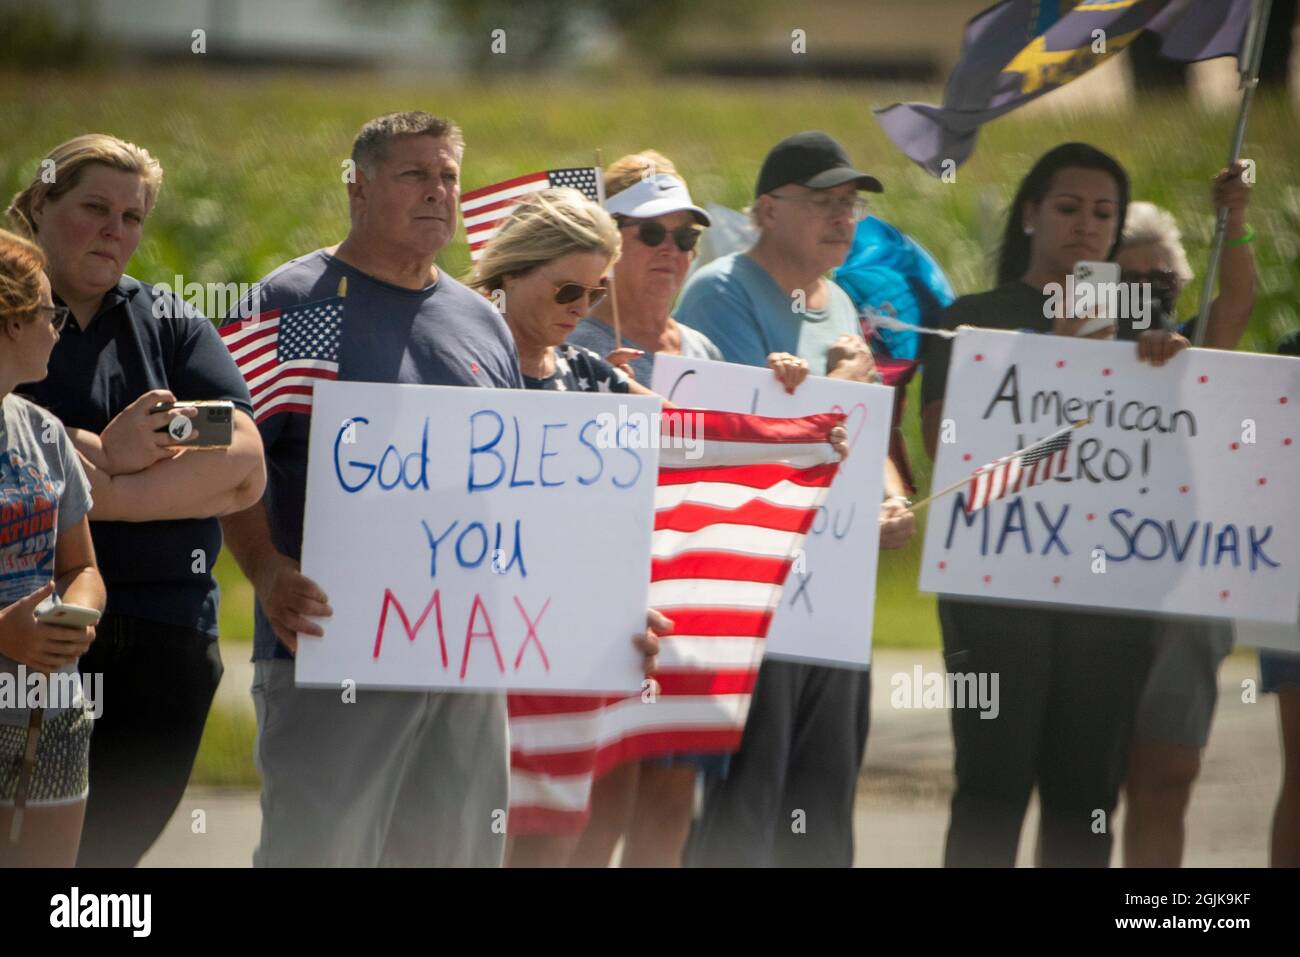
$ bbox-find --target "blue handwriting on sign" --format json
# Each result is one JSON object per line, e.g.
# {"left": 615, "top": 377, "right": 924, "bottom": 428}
{"left": 466, "top": 409, "right": 642, "bottom": 493}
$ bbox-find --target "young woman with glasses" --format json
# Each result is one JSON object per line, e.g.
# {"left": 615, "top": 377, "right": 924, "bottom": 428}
{"left": 0, "top": 228, "right": 105, "bottom": 867}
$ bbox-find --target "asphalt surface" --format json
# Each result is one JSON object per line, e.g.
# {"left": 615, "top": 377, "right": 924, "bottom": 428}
{"left": 141, "top": 648, "right": 1282, "bottom": 867}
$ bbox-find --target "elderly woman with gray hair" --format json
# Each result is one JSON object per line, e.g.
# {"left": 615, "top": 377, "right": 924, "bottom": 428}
{"left": 1116, "top": 161, "right": 1257, "bottom": 868}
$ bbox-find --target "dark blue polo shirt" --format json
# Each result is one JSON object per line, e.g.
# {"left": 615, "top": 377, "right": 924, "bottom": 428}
{"left": 19, "top": 275, "right": 254, "bottom": 637}
{"left": 234, "top": 250, "right": 524, "bottom": 661}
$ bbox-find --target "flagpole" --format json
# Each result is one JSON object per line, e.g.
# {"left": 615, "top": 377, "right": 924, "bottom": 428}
{"left": 1192, "top": 0, "right": 1271, "bottom": 347}
{"left": 593, "top": 148, "right": 625, "bottom": 350}
{"left": 910, "top": 419, "right": 1090, "bottom": 512}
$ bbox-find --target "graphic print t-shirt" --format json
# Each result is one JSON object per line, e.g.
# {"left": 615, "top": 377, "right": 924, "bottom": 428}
{"left": 0, "top": 393, "right": 94, "bottom": 727}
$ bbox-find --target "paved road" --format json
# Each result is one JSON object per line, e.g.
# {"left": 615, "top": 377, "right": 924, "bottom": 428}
{"left": 141, "top": 648, "right": 1282, "bottom": 867}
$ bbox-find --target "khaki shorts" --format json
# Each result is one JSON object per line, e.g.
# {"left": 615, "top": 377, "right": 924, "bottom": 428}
{"left": 252, "top": 658, "right": 508, "bottom": 867}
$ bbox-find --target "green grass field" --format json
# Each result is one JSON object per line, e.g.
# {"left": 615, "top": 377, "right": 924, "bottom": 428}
{"left": 7, "top": 70, "right": 1297, "bottom": 652}
{"left": 3, "top": 71, "right": 1296, "bottom": 785}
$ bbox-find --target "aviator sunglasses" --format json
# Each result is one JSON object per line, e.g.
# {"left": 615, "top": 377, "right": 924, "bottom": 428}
{"left": 553, "top": 279, "right": 608, "bottom": 309}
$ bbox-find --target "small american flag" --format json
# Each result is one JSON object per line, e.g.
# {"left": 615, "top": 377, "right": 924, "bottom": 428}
{"left": 507, "top": 409, "right": 844, "bottom": 834}
{"left": 218, "top": 296, "right": 343, "bottom": 423}
{"left": 461, "top": 168, "right": 603, "bottom": 263}
{"left": 964, "top": 423, "right": 1078, "bottom": 514}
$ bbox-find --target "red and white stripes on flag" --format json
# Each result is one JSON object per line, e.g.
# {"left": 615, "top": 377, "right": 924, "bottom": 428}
{"left": 507, "top": 408, "right": 844, "bottom": 834}
{"left": 460, "top": 168, "right": 603, "bottom": 263}
{"left": 218, "top": 295, "right": 343, "bottom": 424}
{"left": 963, "top": 423, "right": 1076, "bottom": 514}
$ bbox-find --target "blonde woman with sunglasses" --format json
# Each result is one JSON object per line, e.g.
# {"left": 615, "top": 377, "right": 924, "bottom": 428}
{"left": 469, "top": 187, "right": 657, "bottom": 398}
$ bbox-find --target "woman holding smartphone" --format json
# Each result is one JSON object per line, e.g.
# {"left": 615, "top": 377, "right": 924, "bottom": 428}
{"left": 7, "top": 134, "right": 266, "bottom": 867}
{"left": 0, "top": 228, "right": 105, "bottom": 866}
{"left": 919, "top": 143, "right": 1185, "bottom": 867}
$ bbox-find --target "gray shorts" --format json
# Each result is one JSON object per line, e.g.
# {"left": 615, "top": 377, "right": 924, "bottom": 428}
{"left": 1133, "top": 619, "right": 1235, "bottom": 750}
{"left": 252, "top": 659, "right": 508, "bottom": 867}
{"left": 0, "top": 706, "right": 92, "bottom": 807}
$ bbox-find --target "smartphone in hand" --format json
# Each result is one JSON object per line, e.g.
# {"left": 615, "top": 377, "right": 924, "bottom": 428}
{"left": 1072, "top": 260, "right": 1120, "bottom": 337}
{"left": 34, "top": 594, "right": 102, "bottom": 629}
{"left": 152, "top": 400, "right": 235, "bottom": 448}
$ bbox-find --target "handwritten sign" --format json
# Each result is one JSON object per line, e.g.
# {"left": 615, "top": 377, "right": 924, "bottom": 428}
{"left": 296, "top": 380, "right": 661, "bottom": 692}
{"left": 919, "top": 329, "right": 1300, "bottom": 622}
{"left": 651, "top": 354, "right": 894, "bottom": 668}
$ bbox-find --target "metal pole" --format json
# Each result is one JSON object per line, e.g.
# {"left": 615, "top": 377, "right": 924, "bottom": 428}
{"left": 1192, "top": 0, "right": 1272, "bottom": 346}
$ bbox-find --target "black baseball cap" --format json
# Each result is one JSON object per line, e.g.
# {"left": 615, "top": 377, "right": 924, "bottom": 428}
{"left": 755, "top": 131, "right": 883, "bottom": 198}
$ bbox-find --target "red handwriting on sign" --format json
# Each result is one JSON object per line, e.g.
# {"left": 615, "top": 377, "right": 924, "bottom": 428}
{"left": 372, "top": 589, "right": 553, "bottom": 680}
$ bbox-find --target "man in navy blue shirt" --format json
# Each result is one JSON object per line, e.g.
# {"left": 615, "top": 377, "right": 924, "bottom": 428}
{"left": 221, "top": 112, "right": 525, "bottom": 867}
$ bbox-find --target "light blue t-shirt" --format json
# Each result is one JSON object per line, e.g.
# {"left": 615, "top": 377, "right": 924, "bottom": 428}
{"left": 0, "top": 393, "right": 94, "bottom": 727}
{"left": 567, "top": 317, "right": 722, "bottom": 385}
{"left": 674, "top": 252, "right": 862, "bottom": 372}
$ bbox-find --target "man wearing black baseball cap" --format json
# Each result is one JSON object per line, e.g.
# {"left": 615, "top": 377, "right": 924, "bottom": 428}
{"left": 677, "top": 130, "right": 885, "bottom": 376}
{"left": 678, "top": 131, "right": 914, "bottom": 867}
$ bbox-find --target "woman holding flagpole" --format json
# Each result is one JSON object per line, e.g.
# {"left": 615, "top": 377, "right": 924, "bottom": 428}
{"left": 568, "top": 152, "right": 822, "bottom": 867}
{"left": 470, "top": 186, "right": 843, "bottom": 867}
{"left": 918, "top": 142, "right": 1188, "bottom": 868}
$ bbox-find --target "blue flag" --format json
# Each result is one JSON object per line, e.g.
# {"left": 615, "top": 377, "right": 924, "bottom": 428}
{"left": 833, "top": 216, "right": 954, "bottom": 362}
{"left": 875, "top": 0, "right": 1252, "bottom": 177}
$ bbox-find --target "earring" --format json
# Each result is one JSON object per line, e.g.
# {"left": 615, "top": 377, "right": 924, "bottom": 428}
{"left": 1023, "top": 225, "right": 1034, "bottom": 235}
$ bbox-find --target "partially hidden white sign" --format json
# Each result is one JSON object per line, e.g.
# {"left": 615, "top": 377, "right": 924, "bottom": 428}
{"left": 919, "top": 329, "right": 1300, "bottom": 622}
{"left": 296, "top": 380, "right": 661, "bottom": 691}
{"left": 651, "top": 354, "right": 894, "bottom": 668}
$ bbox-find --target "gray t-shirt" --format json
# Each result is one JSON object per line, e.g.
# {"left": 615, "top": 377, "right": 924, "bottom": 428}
{"left": 567, "top": 316, "right": 723, "bottom": 385}
{"left": 0, "top": 393, "right": 94, "bottom": 727}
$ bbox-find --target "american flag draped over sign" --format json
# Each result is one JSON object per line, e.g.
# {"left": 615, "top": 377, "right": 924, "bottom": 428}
{"left": 964, "top": 422, "right": 1078, "bottom": 515}
{"left": 461, "top": 168, "right": 603, "bottom": 263}
{"left": 218, "top": 296, "right": 343, "bottom": 423}
{"left": 507, "top": 408, "right": 844, "bottom": 834}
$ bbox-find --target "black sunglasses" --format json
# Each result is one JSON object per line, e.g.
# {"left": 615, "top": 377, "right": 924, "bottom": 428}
{"left": 623, "top": 220, "right": 701, "bottom": 253}
{"left": 553, "top": 280, "right": 608, "bottom": 309}
{"left": 35, "top": 304, "right": 71, "bottom": 333}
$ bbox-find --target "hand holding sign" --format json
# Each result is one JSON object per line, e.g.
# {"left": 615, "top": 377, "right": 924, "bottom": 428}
{"left": 255, "top": 552, "right": 333, "bottom": 655}
{"left": 920, "top": 329, "right": 1299, "bottom": 622}
{"left": 651, "top": 354, "right": 894, "bottom": 668}
{"left": 297, "top": 381, "right": 660, "bottom": 692}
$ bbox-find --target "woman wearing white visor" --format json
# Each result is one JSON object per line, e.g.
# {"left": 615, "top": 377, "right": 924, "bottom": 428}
{"left": 568, "top": 151, "right": 814, "bottom": 867}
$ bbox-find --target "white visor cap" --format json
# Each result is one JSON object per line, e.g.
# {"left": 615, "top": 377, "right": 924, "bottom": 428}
{"left": 604, "top": 173, "right": 712, "bottom": 226}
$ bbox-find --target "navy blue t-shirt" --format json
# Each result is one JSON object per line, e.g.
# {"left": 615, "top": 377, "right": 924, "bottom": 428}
{"left": 233, "top": 249, "right": 523, "bottom": 660}
{"left": 19, "top": 276, "right": 254, "bottom": 636}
